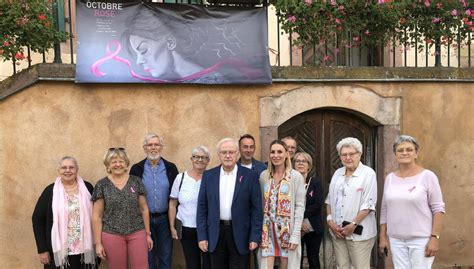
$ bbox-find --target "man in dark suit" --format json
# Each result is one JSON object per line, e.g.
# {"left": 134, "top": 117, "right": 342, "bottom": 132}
{"left": 197, "top": 137, "right": 263, "bottom": 269}
{"left": 130, "top": 133, "right": 178, "bottom": 269}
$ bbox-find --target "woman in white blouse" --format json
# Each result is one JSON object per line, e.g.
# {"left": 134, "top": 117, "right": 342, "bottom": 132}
{"left": 325, "top": 137, "right": 377, "bottom": 269}
{"left": 169, "top": 146, "right": 211, "bottom": 269}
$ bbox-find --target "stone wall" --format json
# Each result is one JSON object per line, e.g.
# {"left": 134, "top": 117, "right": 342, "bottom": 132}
{"left": 0, "top": 66, "right": 472, "bottom": 268}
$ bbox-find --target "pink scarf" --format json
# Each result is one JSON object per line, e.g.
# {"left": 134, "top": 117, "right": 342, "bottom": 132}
{"left": 51, "top": 176, "right": 95, "bottom": 267}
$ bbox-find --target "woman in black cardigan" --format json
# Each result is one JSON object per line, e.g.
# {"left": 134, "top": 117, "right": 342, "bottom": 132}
{"left": 294, "top": 152, "right": 324, "bottom": 269}
{"left": 32, "top": 156, "right": 97, "bottom": 269}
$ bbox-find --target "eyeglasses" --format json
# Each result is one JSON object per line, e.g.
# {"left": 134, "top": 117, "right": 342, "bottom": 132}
{"left": 59, "top": 165, "right": 77, "bottom": 170}
{"left": 192, "top": 155, "right": 209, "bottom": 161}
{"left": 340, "top": 152, "right": 359, "bottom": 158}
{"left": 145, "top": 143, "right": 162, "bottom": 148}
{"left": 396, "top": 148, "right": 416, "bottom": 153}
{"left": 295, "top": 159, "right": 308, "bottom": 164}
{"left": 109, "top": 147, "right": 125, "bottom": 151}
{"left": 219, "top": 150, "right": 237, "bottom": 156}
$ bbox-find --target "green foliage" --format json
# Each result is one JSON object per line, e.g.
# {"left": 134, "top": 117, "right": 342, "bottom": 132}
{"left": 0, "top": 0, "right": 68, "bottom": 62}
{"left": 396, "top": 0, "right": 473, "bottom": 50}
{"left": 272, "top": 0, "right": 473, "bottom": 50}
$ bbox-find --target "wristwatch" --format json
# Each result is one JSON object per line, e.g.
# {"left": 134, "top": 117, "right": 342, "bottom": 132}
{"left": 431, "top": 234, "right": 440, "bottom": 239}
{"left": 351, "top": 221, "right": 358, "bottom": 226}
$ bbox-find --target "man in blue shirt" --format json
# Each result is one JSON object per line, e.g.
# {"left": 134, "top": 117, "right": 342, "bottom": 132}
{"left": 130, "top": 133, "right": 179, "bottom": 269}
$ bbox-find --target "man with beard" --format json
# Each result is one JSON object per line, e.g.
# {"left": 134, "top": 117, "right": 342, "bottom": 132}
{"left": 130, "top": 133, "right": 179, "bottom": 269}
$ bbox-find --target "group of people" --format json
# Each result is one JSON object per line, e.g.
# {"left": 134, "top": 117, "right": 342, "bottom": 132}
{"left": 32, "top": 133, "right": 444, "bottom": 269}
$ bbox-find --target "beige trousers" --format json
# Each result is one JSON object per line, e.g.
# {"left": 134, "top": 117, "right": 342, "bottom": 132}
{"left": 332, "top": 237, "right": 375, "bottom": 269}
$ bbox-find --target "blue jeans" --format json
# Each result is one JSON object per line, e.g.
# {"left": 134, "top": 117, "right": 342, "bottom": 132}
{"left": 148, "top": 214, "right": 172, "bottom": 269}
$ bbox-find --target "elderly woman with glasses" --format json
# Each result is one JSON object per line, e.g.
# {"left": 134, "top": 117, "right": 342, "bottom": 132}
{"left": 294, "top": 152, "right": 324, "bottom": 269}
{"left": 169, "top": 146, "right": 212, "bottom": 269}
{"left": 92, "top": 148, "right": 153, "bottom": 269}
{"left": 32, "top": 156, "right": 96, "bottom": 268}
{"left": 325, "top": 137, "right": 377, "bottom": 269}
{"left": 379, "top": 135, "right": 445, "bottom": 269}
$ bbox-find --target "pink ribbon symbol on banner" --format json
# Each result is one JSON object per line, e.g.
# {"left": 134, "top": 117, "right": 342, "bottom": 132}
{"left": 90, "top": 40, "right": 263, "bottom": 83}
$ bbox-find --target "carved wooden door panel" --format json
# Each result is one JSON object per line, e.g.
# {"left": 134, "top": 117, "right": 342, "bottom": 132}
{"left": 278, "top": 108, "right": 378, "bottom": 268}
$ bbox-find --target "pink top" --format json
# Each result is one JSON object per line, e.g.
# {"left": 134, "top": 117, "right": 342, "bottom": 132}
{"left": 380, "top": 169, "right": 445, "bottom": 239}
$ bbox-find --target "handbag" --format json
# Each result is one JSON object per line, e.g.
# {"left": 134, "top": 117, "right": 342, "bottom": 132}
{"left": 175, "top": 173, "right": 185, "bottom": 240}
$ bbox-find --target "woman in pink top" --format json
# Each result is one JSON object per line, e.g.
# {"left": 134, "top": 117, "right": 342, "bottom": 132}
{"left": 379, "top": 135, "right": 445, "bottom": 269}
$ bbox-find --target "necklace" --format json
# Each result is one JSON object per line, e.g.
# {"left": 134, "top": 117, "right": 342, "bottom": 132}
{"left": 64, "top": 183, "right": 78, "bottom": 191}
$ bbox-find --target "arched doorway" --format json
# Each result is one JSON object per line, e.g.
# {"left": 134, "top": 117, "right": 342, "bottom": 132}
{"left": 278, "top": 108, "right": 380, "bottom": 268}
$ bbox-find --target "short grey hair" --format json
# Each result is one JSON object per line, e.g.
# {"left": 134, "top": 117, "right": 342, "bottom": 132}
{"left": 216, "top": 137, "right": 239, "bottom": 153}
{"left": 393, "top": 135, "right": 420, "bottom": 153}
{"left": 58, "top": 156, "right": 78, "bottom": 170}
{"left": 143, "top": 133, "right": 164, "bottom": 146}
{"left": 336, "top": 137, "right": 363, "bottom": 155}
{"left": 192, "top": 145, "right": 211, "bottom": 159}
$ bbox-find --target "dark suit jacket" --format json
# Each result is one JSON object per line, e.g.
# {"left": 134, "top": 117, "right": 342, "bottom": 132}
{"left": 129, "top": 157, "right": 179, "bottom": 201}
{"left": 304, "top": 176, "right": 324, "bottom": 234}
{"left": 196, "top": 164, "right": 263, "bottom": 255}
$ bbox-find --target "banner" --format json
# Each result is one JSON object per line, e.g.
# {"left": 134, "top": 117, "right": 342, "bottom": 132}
{"left": 76, "top": 1, "right": 272, "bottom": 84}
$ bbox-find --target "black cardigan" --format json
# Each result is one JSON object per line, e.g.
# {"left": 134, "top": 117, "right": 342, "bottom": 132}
{"left": 32, "top": 181, "right": 94, "bottom": 255}
{"left": 304, "top": 176, "right": 324, "bottom": 234}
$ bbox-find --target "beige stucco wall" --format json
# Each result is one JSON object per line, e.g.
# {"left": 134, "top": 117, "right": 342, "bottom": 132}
{"left": 0, "top": 80, "right": 472, "bottom": 268}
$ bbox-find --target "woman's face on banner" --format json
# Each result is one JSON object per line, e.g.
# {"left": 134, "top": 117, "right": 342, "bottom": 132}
{"left": 130, "top": 34, "right": 173, "bottom": 78}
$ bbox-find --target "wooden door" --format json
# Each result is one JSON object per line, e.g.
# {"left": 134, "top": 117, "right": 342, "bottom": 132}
{"left": 278, "top": 108, "right": 378, "bottom": 268}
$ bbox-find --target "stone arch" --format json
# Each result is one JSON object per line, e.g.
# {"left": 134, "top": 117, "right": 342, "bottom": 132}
{"left": 259, "top": 84, "right": 401, "bottom": 174}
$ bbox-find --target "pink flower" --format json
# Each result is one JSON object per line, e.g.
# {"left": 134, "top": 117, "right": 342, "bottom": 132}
{"left": 465, "top": 9, "right": 471, "bottom": 16}
{"left": 451, "top": 9, "right": 458, "bottom": 16}
{"left": 436, "top": 2, "right": 442, "bottom": 9}
{"left": 323, "top": 55, "right": 331, "bottom": 62}
{"left": 239, "top": 176, "right": 243, "bottom": 183}
{"left": 338, "top": 5, "right": 345, "bottom": 11}
{"left": 460, "top": 0, "right": 467, "bottom": 7}
{"left": 304, "top": 0, "right": 312, "bottom": 5}
{"left": 353, "top": 36, "right": 360, "bottom": 42}
{"left": 364, "top": 29, "right": 370, "bottom": 36}
{"left": 377, "top": 0, "right": 385, "bottom": 4}
{"left": 432, "top": 17, "right": 441, "bottom": 23}
{"left": 288, "top": 16, "right": 296, "bottom": 23}
{"left": 424, "top": 0, "right": 430, "bottom": 7}
{"left": 335, "top": 18, "right": 342, "bottom": 24}
{"left": 38, "top": 14, "right": 46, "bottom": 20}
{"left": 3, "top": 41, "right": 10, "bottom": 47}
{"left": 330, "top": 0, "right": 337, "bottom": 6}
{"left": 15, "top": 52, "right": 25, "bottom": 60}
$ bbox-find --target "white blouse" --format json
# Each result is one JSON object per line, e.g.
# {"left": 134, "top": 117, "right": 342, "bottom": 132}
{"left": 170, "top": 172, "right": 203, "bottom": 228}
{"left": 325, "top": 162, "right": 378, "bottom": 241}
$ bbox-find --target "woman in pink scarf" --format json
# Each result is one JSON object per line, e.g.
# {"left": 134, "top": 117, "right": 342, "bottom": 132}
{"left": 32, "top": 156, "right": 96, "bottom": 268}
